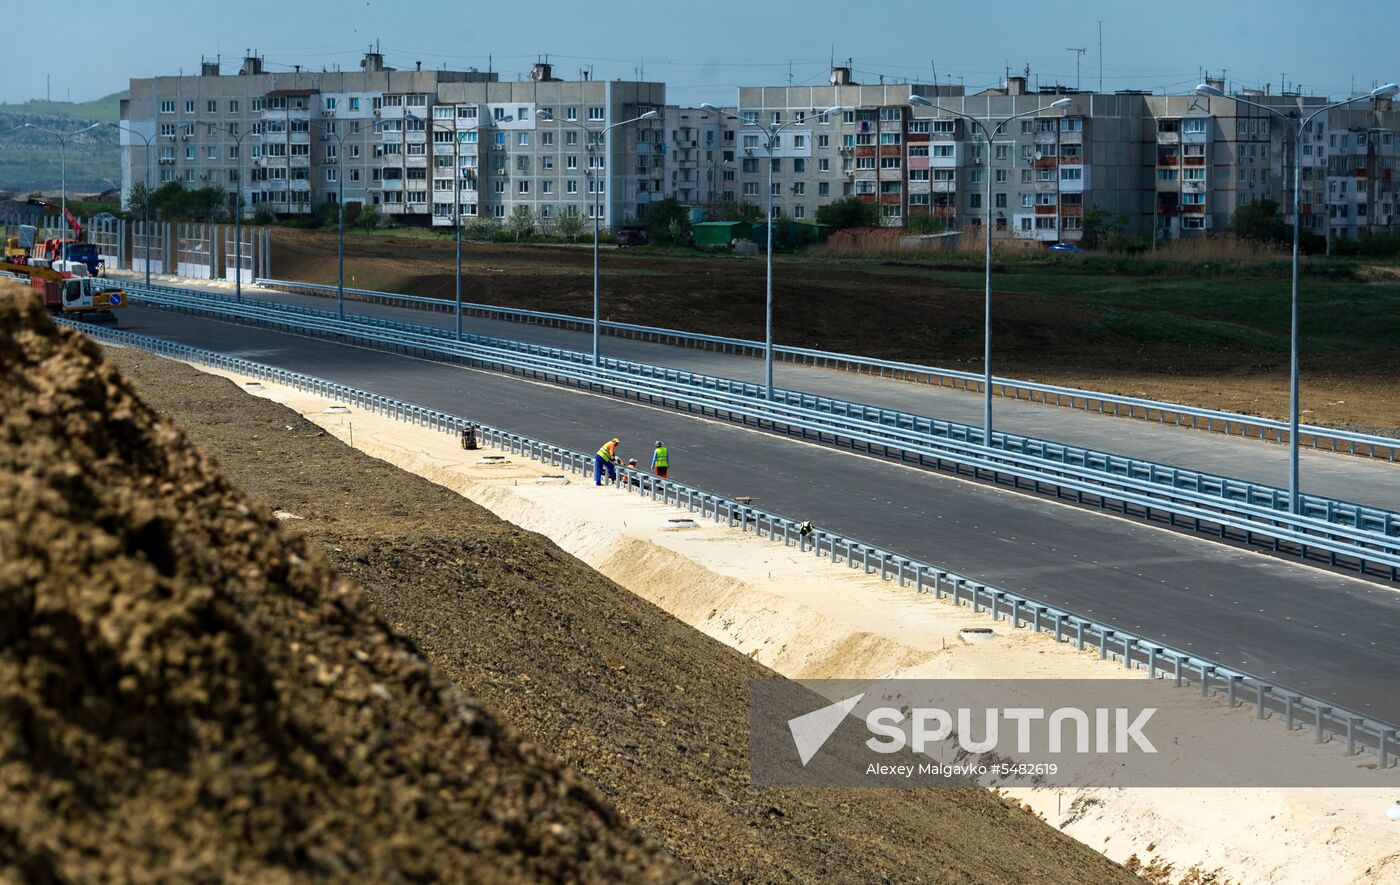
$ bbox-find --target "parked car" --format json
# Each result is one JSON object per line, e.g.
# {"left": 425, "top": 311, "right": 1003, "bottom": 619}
{"left": 91, "top": 212, "right": 118, "bottom": 223}
{"left": 1046, "top": 241, "right": 1082, "bottom": 253}
{"left": 615, "top": 229, "right": 647, "bottom": 247}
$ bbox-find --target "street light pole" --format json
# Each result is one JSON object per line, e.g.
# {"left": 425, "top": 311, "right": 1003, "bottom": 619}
{"left": 702, "top": 104, "right": 844, "bottom": 400}
{"left": 451, "top": 116, "right": 510, "bottom": 340}
{"left": 1195, "top": 81, "right": 1397, "bottom": 513}
{"left": 199, "top": 120, "right": 255, "bottom": 302}
{"left": 24, "top": 122, "right": 99, "bottom": 254}
{"left": 910, "top": 94, "right": 1072, "bottom": 443}
{"left": 111, "top": 123, "right": 155, "bottom": 286}
{"left": 537, "top": 108, "right": 658, "bottom": 366}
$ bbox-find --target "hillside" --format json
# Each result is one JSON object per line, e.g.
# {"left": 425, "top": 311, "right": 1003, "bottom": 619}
{"left": 0, "top": 92, "right": 125, "bottom": 195}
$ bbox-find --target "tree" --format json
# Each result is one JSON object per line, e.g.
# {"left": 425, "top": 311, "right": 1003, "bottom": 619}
{"left": 642, "top": 197, "right": 690, "bottom": 244}
{"left": 554, "top": 205, "right": 587, "bottom": 243}
{"left": 1080, "top": 207, "right": 1128, "bottom": 250}
{"left": 1230, "top": 198, "right": 1289, "bottom": 243}
{"left": 506, "top": 204, "right": 535, "bottom": 241}
{"left": 125, "top": 181, "right": 152, "bottom": 218}
{"left": 701, "top": 198, "right": 763, "bottom": 224}
{"left": 355, "top": 203, "right": 381, "bottom": 230}
{"left": 815, "top": 197, "right": 878, "bottom": 230}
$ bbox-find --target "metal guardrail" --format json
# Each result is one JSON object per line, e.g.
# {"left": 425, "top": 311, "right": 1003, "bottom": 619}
{"left": 61, "top": 315, "right": 1400, "bottom": 768}
{"left": 254, "top": 275, "right": 1400, "bottom": 462}
{"left": 129, "top": 284, "right": 1400, "bottom": 579}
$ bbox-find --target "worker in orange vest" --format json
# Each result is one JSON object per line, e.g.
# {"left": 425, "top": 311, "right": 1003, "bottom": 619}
{"left": 594, "top": 437, "right": 620, "bottom": 486}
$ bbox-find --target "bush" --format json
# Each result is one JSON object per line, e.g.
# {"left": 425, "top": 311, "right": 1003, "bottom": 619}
{"left": 506, "top": 205, "right": 535, "bottom": 241}
{"left": 815, "top": 197, "right": 878, "bottom": 230}
{"left": 906, "top": 215, "right": 945, "bottom": 235}
{"left": 459, "top": 217, "right": 499, "bottom": 241}
{"left": 554, "top": 206, "right": 588, "bottom": 243}
{"left": 1081, "top": 207, "right": 1128, "bottom": 250}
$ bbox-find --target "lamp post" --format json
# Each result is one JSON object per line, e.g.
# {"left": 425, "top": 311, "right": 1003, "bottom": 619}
{"left": 910, "top": 94, "right": 1072, "bottom": 444}
{"left": 702, "top": 103, "right": 845, "bottom": 400}
{"left": 23, "top": 122, "right": 100, "bottom": 250}
{"left": 197, "top": 120, "right": 256, "bottom": 302}
{"left": 1195, "top": 81, "right": 1398, "bottom": 513}
{"left": 450, "top": 115, "right": 511, "bottom": 339}
{"left": 110, "top": 123, "right": 156, "bottom": 287}
{"left": 537, "top": 108, "right": 659, "bottom": 366}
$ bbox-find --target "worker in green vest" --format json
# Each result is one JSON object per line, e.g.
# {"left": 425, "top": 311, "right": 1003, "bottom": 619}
{"left": 651, "top": 440, "right": 669, "bottom": 478}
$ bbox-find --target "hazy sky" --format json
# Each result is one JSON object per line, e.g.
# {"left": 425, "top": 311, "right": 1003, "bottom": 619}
{"left": 8, "top": 0, "right": 1397, "bottom": 106}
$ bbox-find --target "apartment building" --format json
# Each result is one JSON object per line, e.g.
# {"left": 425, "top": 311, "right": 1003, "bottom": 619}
{"left": 121, "top": 55, "right": 1398, "bottom": 241}
{"left": 121, "top": 55, "right": 665, "bottom": 227}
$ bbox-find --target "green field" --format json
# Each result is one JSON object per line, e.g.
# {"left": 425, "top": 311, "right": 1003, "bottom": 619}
{"left": 0, "top": 92, "right": 125, "bottom": 194}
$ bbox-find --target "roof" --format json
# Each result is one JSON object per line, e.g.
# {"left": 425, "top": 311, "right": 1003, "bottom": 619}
{"left": 265, "top": 88, "right": 320, "bottom": 97}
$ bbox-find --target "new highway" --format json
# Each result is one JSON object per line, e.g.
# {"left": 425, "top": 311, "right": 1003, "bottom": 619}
{"left": 114, "top": 303, "right": 1400, "bottom": 723}
{"left": 138, "top": 277, "right": 1400, "bottom": 513}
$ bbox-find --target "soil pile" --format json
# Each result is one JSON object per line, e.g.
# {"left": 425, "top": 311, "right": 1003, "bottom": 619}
{"left": 0, "top": 283, "right": 683, "bottom": 883}
{"left": 105, "top": 340, "right": 1138, "bottom": 882}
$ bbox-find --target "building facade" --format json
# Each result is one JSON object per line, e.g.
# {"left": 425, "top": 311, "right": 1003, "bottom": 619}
{"left": 122, "top": 56, "right": 1399, "bottom": 241}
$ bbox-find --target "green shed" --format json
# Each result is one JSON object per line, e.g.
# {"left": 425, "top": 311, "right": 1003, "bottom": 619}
{"left": 693, "top": 221, "right": 753, "bottom": 247}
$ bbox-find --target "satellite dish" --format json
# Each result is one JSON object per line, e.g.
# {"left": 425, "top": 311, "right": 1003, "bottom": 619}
{"left": 1034, "top": 148, "right": 1044, "bottom": 160}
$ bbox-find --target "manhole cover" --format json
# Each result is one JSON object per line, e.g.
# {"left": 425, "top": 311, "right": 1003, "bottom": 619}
{"left": 535, "top": 475, "right": 569, "bottom": 484}
{"left": 243, "top": 382, "right": 265, "bottom": 391}
{"left": 958, "top": 627, "right": 996, "bottom": 642}
{"left": 324, "top": 405, "right": 351, "bottom": 414}
{"left": 665, "top": 518, "right": 700, "bottom": 530}
{"left": 478, "top": 455, "right": 509, "bottom": 464}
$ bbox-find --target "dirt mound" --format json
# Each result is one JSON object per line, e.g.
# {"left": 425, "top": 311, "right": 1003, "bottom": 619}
{"left": 0, "top": 283, "right": 683, "bottom": 882}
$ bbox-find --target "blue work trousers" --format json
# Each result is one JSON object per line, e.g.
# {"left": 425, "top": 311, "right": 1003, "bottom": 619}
{"left": 594, "top": 455, "right": 617, "bottom": 485}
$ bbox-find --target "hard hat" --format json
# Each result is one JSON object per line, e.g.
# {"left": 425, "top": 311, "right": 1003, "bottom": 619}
{"left": 655, "top": 440, "right": 663, "bottom": 447}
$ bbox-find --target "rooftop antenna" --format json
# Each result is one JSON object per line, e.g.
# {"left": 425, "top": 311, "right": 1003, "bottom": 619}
{"left": 1097, "top": 21, "right": 1103, "bottom": 92}
{"left": 787, "top": 60, "right": 793, "bottom": 87}
{"left": 1067, "top": 47, "right": 1085, "bottom": 90}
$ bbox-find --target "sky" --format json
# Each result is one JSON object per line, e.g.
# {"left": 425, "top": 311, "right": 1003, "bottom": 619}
{"left": 6, "top": 0, "right": 1398, "bottom": 106}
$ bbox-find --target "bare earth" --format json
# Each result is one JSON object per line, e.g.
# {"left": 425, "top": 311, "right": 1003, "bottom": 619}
{"left": 105, "top": 345, "right": 1136, "bottom": 884}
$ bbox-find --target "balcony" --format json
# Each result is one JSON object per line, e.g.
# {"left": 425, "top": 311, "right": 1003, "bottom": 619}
{"left": 290, "top": 132, "right": 310, "bottom": 145}
{"left": 1156, "top": 130, "right": 1181, "bottom": 145}
{"left": 929, "top": 180, "right": 956, "bottom": 193}
{"left": 433, "top": 142, "right": 455, "bottom": 156}
{"left": 1060, "top": 204, "right": 1083, "bottom": 218}
{"left": 406, "top": 131, "right": 427, "bottom": 144}
{"left": 289, "top": 156, "right": 310, "bottom": 169}
{"left": 1034, "top": 156, "right": 1059, "bottom": 169}
{"left": 289, "top": 179, "right": 311, "bottom": 192}
{"left": 406, "top": 155, "right": 428, "bottom": 168}
{"left": 1034, "top": 132, "right": 1057, "bottom": 145}
{"left": 1157, "top": 154, "right": 1179, "bottom": 167}
{"left": 1034, "top": 203, "right": 1057, "bottom": 215}
{"left": 854, "top": 146, "right": 877, "bottom": 158}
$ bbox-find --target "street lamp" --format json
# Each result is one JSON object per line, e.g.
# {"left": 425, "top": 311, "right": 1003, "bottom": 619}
{"left": 910, "top": 93, "right": 1073, "bottom": 444}
{"left": 23, "top": 122, "right": 100, "bottom": 251}
{"left": 537, "top": 107, "right": 659, "bottom": 366}
{"left": 1195, "top": 80, "right": 1398, "bottom": 513}
{"left": 110, "top": 123, "right": 156, "bottom": 287}
{"left": 450, "top": 115, "right": 511, "bottom": 339}
{"left": 197, "top": 120, "right": 256, "bottom": 302}
{"left": 319, "top": 125, "right": 355, "bottom": 321}
{"left": 702, "top": 102, "right": 845, "bottom": 400}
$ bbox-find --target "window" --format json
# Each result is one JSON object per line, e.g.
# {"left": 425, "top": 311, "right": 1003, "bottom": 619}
{"left": 1060, "top": 167, "right": 1083, "bottom": 181}
{"left": 969, "top": 169, "right": 982, "bottom": 183}
{"left": 1021, "top": 193, "right": 1033, "bottom": 208}
{"left": 793, "top": 158, "right": 806, "bottom": 173}
{"left": 932, "top": 120, "right": 955, "bottom": 135}
{"left": 742, "top": 134, "right": 759, "bottom": 150}
{"left": 566, "top": 130, "right": 579, "bottom": 145}
{"left": 1182, "top": 192, "right": 1206, "bottom": 205}
{"left": 1183, "top": 167, "right": 1205, "bottom": 181}
{"left": 880, "top": 157, "right": 901, "bottom": 169}
{"left": 588, "top": 106, "right": 604, "bottom": 121}
{"left": 969, "top": 193, "right": 982, "bottom": 208}
{"left": 908, "top": 120, "right": 929, "bottom": 134}
{"left": 769, "top": 158, "right": 781, "bottom": 174}
{"left": 793, "top": 182, "right": 805, "bottom": 195}
{"left": 160, "top": 100, "right": 174, "bottom": 114}
{"left": 770, "top": 111, "right": 781, "bottom": 125}
{"left": 742, "top": 111, "right": 759, "bottom": 125}
{"left": 183, "top": 100, "right": 194, "bottom": 113}
{"left": 566, "top": 155, "right": 578, "bottom": 169}
{"left": 517, "top": 180, "right": 530, "bottom": 194}
{"left": 931, "top": 144, "right": 954, "bottom": 158}
{"left": 880, "top": 181, "right": 902, "bottom": 194}
{"left": 405, "top": 94, "right": 426, "bottom": 107}
{"left": 1060, "top": 117, "right": 1083, "bottom": 132}
{"left": 818, "top": 182, "right": 829, "bottom": 195}
{"left": 160, "top": 123, "right": 176, "bottom": 137}
{"left": 743, "top": 182, "right": 759, "bottom": 196}
{"left": 229, "top": 146, "right": 239, "bottom": 159}
{"left": 856, "top": 157, "right": 876, "bottom": 170}
{"left": 206, "top": 145, "right": 217, "bottom": 159}
{"left": 516, "top": 106, "right": 528, "bottom": 121}
{"left": 994, "top": 193, "right": 1006, "bottom": 208}
{"left": 1020, "top": 120, "right": 1034, "bottom": 134}
{"left": 818, "top": 158, "right": 829, "bottom": 172}
{"left": 407, "top": 143, "right": 426, "bottom": 156}
{"left": 1157, "top": 169, "right": 1179, "bottom": 181}
{"left": 794, "top": 134, "right": 806, "bottom": 149}
{"left": 541, "top": 131, "right": 554, "bottom": 146}
{"left": 880, "top": 132, "right": 902, "bottom": 145}
{"left": 1035, "top": 193, "right": 1056, "bottom": 206}
{"left": 932, "top": 169, "right": 954, "bottom": 182}
{"left": 855, "top": 180, "right": 875, "bottom": 194}
{"left": 1021, "top": 168, "right": 1032, "bottom": 183}
{"left": 517, "top": 132, "right": 530, "bottom": 146}
{"left": 818, "top": 134, "right": 829, "bottom": 147}
{"left": 563, "top": 106, "right": 577, "bottom": 121}
{"left": 994, "top": 169, "right": 1008, "bottom": 182}
{"left": 742, "top": 158, "right": 758, "bottom": 173}
{"left": 1183, "top": 118, "right": 1207, "bottom": 134}
{"left": 566, "top": 179, "right": 578, "bottom": 194}
{"left": 908, "top": 169, "right": 929, "bottom": 181}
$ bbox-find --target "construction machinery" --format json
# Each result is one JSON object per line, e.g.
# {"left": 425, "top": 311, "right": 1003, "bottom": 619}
{"left": 11, "top": 199, "right": 105, "bottom": 275}
{"left": 0, "top": 256, "right": 127, "bottom": 322}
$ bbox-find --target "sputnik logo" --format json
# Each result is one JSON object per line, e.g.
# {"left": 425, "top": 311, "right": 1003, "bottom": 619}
{"left": 787, "top": 693, "right": 864, "bottom": 765}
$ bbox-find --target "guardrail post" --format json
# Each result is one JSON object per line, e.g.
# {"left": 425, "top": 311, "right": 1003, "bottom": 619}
{"left": 1075, "top": 620, "right": 1085, "bottom": 650}
{"left": 1200, "top": 665, "right": 1214, "bottom": 697}
{"left": 1145, "top": 646, "right": 1160, "bottom": 678}
{"left": 1225, "top": 675, "right": 1240, "bottom": 707}
{"left": 1099, "top": 629, "right": 1111, "bottom": 660}
{"left": 971, "top": 585, "right": 981, "bottom": 614}
{"left": 1174, "top": 656, "right": 1183, "bottom": 688}
{"left": 1284, "top": 696, "right": 1298, "bottom": 730}
{"left": 1256, "top": 685, "right": 1271, "bottom": 719}
{"left": 1313, "top": 705, "right": 1332, "bottom": 744}
{"left": 1346, "top": 717, "right": 1358, "bottom": 756}
{"left": 897, "top": 559, "right": 905, "bottom": 587}
{"left": 1378, "top": 728, "right": 1391, "bottom": 769}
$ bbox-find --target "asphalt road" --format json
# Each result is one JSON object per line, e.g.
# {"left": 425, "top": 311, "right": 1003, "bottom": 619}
{"left": 131, "top": 276, "right": 1400, "bottom": 513}
{"left": 113, "top": 304, "right": 1400, "bottom": 723}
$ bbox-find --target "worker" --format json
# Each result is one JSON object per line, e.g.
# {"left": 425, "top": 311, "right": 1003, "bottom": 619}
{"left": 651, "top": 440, "right": 669, "bottom": 478}
{"left": 626, "top": 458, "right": 642, "bottom": 488}
{"left": 594, "top": 437, "right": 620, "bottom": 486}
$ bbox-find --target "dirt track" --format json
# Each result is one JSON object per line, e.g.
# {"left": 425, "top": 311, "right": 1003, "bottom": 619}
{"left": 104, "top": 345, "right": 1136, "bottom": 884}
{"left": 272, "top": 228, "right": 1400, "bottom": 434}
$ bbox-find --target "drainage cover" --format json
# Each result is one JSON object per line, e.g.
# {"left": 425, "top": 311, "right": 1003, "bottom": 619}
{"left": 243, "top": 382, "right": 265, "bottom": 391}
{"left": 324, "top": 405, "right": 351, "bottom": 414}
{"left": 958, "top": 627, "right": 996, "bottom": 642}
{"left": 535, "top": 475, "right": 569, "bottom": 484}
{"left": 478, "top": 455, "right": 509, "bottom": 464}
{"left": 665, "top": 518, "right": 700, "bottom": 530}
